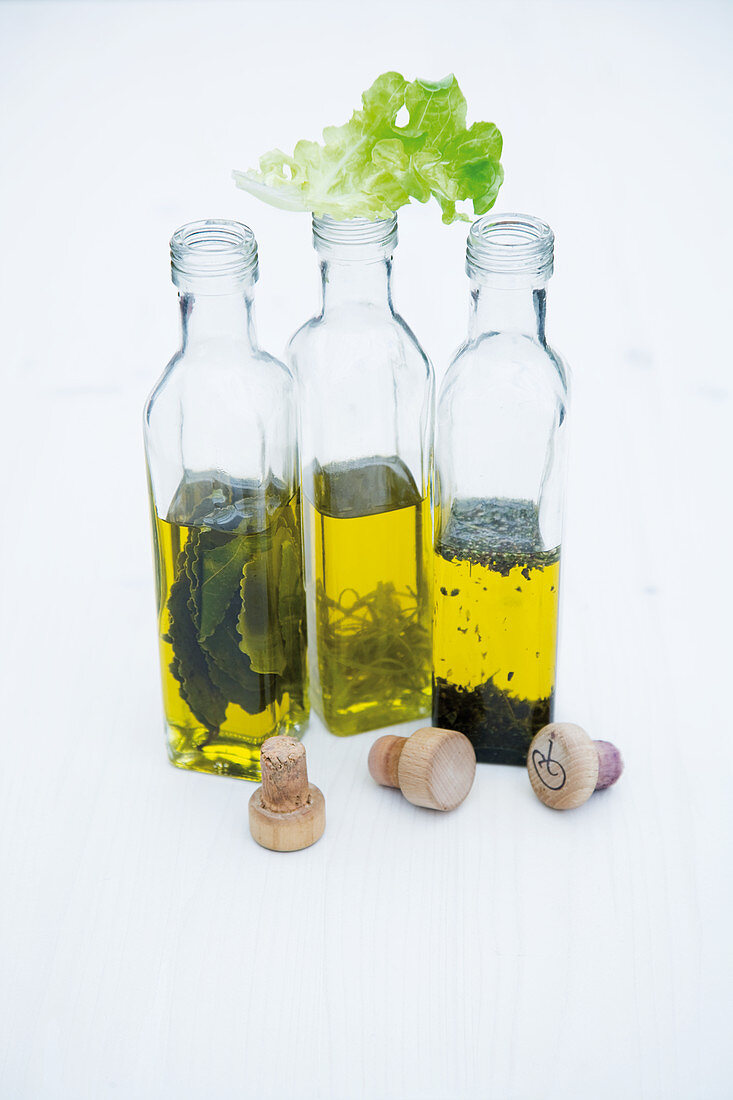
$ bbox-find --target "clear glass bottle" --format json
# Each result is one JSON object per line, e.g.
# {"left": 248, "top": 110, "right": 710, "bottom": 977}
{"left": 288, "top": 215, "right": 434, "bottom": 735}
{"left": 433, "top": 213, "right": 570, "bottom": 765}
{"left": 144, "top": 220, "right": 307, "bottom": 780}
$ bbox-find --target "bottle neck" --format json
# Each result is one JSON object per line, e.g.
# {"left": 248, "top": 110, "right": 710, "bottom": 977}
{"left": 180, "top": 288, "right": 257, "bottom": 350}
{"left": 320, "top": 258, "right": 393, "bottom": 313}
{"left": 468, "top": 283, "right": 547, "bottom": 343}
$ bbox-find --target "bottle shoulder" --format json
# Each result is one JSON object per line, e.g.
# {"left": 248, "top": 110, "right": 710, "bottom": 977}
{"left": 288, "top": 306, "right": 433, "bottom": 380}
{"left": 143, "top": 349, "right": 182, "bottom": 431}
{"left": 442, "top": 332, "right": 570, "bottom": 403}
{"left": 392, "top": 311, "right": 433, "bottom": 374}
{"left": 144, "top": 342, "right": 294, "bottom": 430}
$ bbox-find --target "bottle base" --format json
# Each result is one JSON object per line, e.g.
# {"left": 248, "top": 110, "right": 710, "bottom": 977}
{"left": 165, "top": 718, "right": 308, "bottom": 782}
{"left": 433, "top": 678, "right": 552, "bottom": 767}
{"left": 316, "top": 695, "right": 431, "bottom": 737}
{"left": 472, "top": 746, "right": 529, "bottom": 767}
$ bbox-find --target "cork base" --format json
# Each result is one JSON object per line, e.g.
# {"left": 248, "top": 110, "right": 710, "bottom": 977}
{"left": 248, "top": 783, "right": 326, "bottom": 852}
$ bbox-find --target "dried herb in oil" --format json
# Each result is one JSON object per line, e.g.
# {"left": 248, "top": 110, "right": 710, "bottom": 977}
{"left": 433, "top": 496, "right": 559, "bottom": 765}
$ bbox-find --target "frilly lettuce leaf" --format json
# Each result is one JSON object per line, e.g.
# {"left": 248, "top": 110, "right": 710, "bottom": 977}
{"left": 233, "top": 72, "right": 503, "bottom": 223}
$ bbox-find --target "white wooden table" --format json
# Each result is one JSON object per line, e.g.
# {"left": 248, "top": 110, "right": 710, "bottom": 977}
{"left": 1, "top": 3, "right": 731, "bottom": 1097}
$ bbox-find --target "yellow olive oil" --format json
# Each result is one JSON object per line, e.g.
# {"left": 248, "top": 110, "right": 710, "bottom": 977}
{"left": 151, "top": 472, "right": 307, "bottom": 780}
{"left": 304, "top": 456, "right": 432, "bottom": 734}
{"left": 433, "top": 497, "right": 559, "bottom": 765}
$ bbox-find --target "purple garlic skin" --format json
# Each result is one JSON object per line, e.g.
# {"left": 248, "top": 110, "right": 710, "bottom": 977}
{"left": 594, "top": 741, "right": 624, "bottom": 790}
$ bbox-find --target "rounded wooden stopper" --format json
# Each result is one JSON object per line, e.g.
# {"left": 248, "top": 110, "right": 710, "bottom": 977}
{"left": 399, "top": 727, "right": 476, "bottom": 811}
{"left": 527, "top": 723, "right": 622, "bottom": 810}
{"left": 370, "top": 726, "right": 476, "bottom": 811}
{"left": 368, "top": 735, "right": 407, "bottom": 789}
{"left": 249, "top": 736, "right": 325, "bottom": 852}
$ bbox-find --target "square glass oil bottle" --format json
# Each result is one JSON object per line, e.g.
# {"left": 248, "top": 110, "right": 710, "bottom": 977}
{"left": 144, "top": 220, "right": 308, "bottom": 779}
{"left": 433, "top": 214, "right": 570, "bottom": 765}
{"left": 289, "top": 215, "right": 434, "bottom": 735}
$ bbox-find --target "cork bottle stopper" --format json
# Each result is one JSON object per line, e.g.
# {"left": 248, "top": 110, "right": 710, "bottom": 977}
{"left": 368, "top": 726, "right": 476, "bottom": 812}
{"left": 527, "top": 722, "right": 624, "bottom": 810}
{"left": 249, "top": 736, "right": 325, "bottom": 851}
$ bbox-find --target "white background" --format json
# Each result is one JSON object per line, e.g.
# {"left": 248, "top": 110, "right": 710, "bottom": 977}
{"left": 1, "top": 2, "right": 732, "bottom": 1097}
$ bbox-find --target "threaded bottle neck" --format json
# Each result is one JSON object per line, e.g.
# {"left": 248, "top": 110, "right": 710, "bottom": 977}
{"left": 312, "top": 214, "right": 398, "bottom": 261}
{"left": 466, "top": 213, "right": 554, "bottom": 289}
{"left": 170, "top": 219, "right": 259, "bottom": 294}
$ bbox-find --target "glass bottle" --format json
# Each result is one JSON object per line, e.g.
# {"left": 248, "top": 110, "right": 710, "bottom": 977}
{"left": 144, "top": 219, "right": 307, "bottom": 780}
{"left": 433, "top": 213, "right": 570, "bottom": 765}
{"left": 288, "top": 215, "right": 434, "bottom": 736}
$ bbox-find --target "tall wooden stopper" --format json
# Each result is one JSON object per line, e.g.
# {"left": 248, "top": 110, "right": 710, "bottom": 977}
{"left": 249, "top": 736, "right": 325, "bottom": 851}
{"left": 527, "top": 722, "right": 624, "bottom": 810}
{"left": 368, "top": 726, "right": 476, "bottom": 812}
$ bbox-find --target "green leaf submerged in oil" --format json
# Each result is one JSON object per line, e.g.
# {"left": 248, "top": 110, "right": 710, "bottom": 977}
{"left": 162, "top": 472, "right": 306, "bottom": 736}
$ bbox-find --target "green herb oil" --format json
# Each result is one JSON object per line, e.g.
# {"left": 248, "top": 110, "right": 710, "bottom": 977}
{"left": 151, "top": 472, "right": 308, "bottom": 780}
{"left": 433, "top": 498, "right": 559, "bottom": 765}
{"left": 304, "top": 456, "right": 432, "bottom": 735}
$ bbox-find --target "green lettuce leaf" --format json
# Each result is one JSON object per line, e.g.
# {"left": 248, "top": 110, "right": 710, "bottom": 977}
{"left": 233, "top": 72, "right": 503, "bottom": 223}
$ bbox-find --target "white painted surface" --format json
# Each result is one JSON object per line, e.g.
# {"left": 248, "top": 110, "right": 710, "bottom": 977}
{"left": 1, "top": 2, "right": 731, "bottom": 1097}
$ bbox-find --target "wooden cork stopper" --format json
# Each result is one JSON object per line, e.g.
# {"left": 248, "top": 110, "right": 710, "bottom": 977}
{"left": 249, "top": 736, "right": 325, "bottom": 851}
{"left": 527, "top": 722, "right": 624, "bottom": 810}
{"left": 367, "top": 734, "right": 405, "bottom": 789}
{"left": 368, "top": 726, "right": 476, "bottom": 812}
